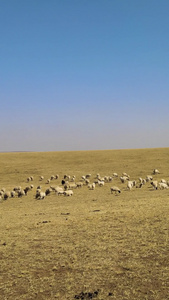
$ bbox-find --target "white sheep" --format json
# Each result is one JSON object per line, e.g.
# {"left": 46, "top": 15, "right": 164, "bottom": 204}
{"left": 146, "top": 175, "right": 153, "bottom": 182}
{"left": 88, "top": 183, "right": 95, "bottom": 190}
{"left": 64, "top": 190, "right": 73, "bottom": 196}
{"left": 110, "top": 186, "right": 121, "bottom": 195}
{"left": 68, "top": 183, "right": 77, "bottom": 189}
{"left": 127, "top": 180, "right": 136, "bottom": 190}
{"left": 153, "top": 169, "right": 160, "bottom": 175}
{"left": 3, "top": 191, "right": 11, "bottom": 200}
{"left": 120, "top": 176, "right": 129, "bottom": 183}
{"left": 76, "top": 182, "right": 83, "bottom": 188}
{"left": 36, "top": 191, "right": 46, "bottom": 199}
{"left": 98, "top": 180, "right": 105, "bottom": 187}
{"left": 158, "top": 182, "right": 168, "bottom": 190}
{"left": 150, "top": 181, "right": 158, "bottom": 190}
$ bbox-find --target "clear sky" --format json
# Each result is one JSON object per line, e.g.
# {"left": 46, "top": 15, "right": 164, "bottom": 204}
{"left": 1, "top": 0, "right": 169, "bottom": 152}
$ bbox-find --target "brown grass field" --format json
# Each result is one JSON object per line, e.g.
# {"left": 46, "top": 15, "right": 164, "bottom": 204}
{"left": 0, "top": 148, "right": 169, "bottom": 300}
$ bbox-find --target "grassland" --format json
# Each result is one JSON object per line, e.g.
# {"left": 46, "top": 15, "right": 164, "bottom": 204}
{"left": 0, "top": 148, "right": 169, "bottom": 299}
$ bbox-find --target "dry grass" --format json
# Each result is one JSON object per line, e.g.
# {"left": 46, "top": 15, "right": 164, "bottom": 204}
{"left": 0, "top": 148, "right": 169, "bottom": 299}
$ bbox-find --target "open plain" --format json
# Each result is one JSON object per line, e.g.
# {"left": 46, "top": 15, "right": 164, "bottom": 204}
{"left": 0, "top": 148, "right": 169, "bottom": 299}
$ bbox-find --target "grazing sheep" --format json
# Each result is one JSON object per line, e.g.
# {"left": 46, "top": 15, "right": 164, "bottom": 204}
{"left": 3, "top": 192, "right": 11, "bottom": 200}
{"left": 45, "top": 188, "right": 52, "bottom": 196}
{"left": 150, "top": 181, "right": 158, "bottom": 190}
{"left": 24, "top": 186, "right": 31, "bottom": 195}
{"left": 64, "top": 174, "right": 70, "bottom": 181}
{"left": 39, "top": 176, "right": 44, "bottom": 181}
{"left": 36, "top": 191, "right": 46, "bottom": 200}
{"left": 53, "top": 186, "right": 64, "bottom": 194}
{"left": 68, "top": 183, "right": 77, "bottom": 189}
{"left": 50, "top": 175, "right": 55, "bottom": 180}
{"left": 120, "top": 176, "right": 129, "bottom": 183}
{"left": 64, "top": 190, "right": 73, "bottom": 196}
{"left": 88, "top": 183, "right": 95, "bottom": 190}
{"left": 17, "top": 189, "right": 26, "bottom": 197}
{"left": 46, "top": 179, "right": 50, "bottom": 184}
{"left": 127, "top": 180, "right": 136, "bottom": 190}
{"left": 112, "top": 173, "right": 118, "bottom": 177}
{"left": 57, "top": 190, "right": 65, "bottom": 196}
{"left": 98, "top": 180, "right": 105, "bottom": 187}
{"left": 13, "top": 186, "right": 21, "bottom": 192}
{"left": 86, "top": 174, "right": 91, "bottom": 179}
{"left": 146, "top": 175, "right": 153, "bottom": 182}
{"left": 158, "top": 182, "right": 169, "bottom": 189}
{"left": 153, "top": 169, "right": 160, "bottom": 175}
{"left": 122, "top": 172, "right": 130, "bottom": 178}
{"left": 76, "top": 182, "right": 83, "bottom": 188}
{"left": 70, "top": 175, "right": 76, "bottom": 182}
{"left": 160, "top": 179, "right": 166, "bottom": 183}
{"left": 136, "top": 183, "right": 143, "bottom": 188}
{"left": 10, "top": 191, "right": 16, "bottom": 198}
{"left": 110, "top": 186, "right": 121, "bottom": 195}
{"left": 55, "top": 174, "right": 59, "bottom": 180}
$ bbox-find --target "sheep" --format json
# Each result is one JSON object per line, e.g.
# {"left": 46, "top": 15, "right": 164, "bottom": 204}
{"left": 98, "top": 180, "right": 105, "bottom": 187}
{"left": 3, "top": 192, "right": 11, "bottom": 200}
{"left": 64, "top": 174, "right": 70, "bottom": 181}
{"left": 86, "top": 174, "right": 91, "bottom": 179}
{"left": 13, "top": 186, "right": 21, "bottom": 192}
{"left": 150, "top": 181, "right": 158, "bottom": 190}
{"left": 160, "top": 179, "right": 166, "bottom": 183}
{"left": 39, "top": 176, "right": 44, "bottom": 181}
{"left": 10, "top": 191, "right": 16, "bottom": 198}
{"left": 122, "top": 172, "right": 130, "bottom": 178}
{"left": 158, "top": 182, "right": 169, "bottom": 190}
{"left": 53, "top": 186, "right": 64, "bottom": 194}
{"left": 127, "top": 180, "right": 136, "bottom": 190}
{"left": 45, "top": 188, "right": 52, "bottom": 196}
{"left": 50, "top": 175, "right": 55, "bottom": 180}
{"left": 70, "top": 175, "right": 76, "bottom": 182}
{"left": 76, "top": 182, "right": 83, "bottom": 188}
{"left": 110, "top": 186, "right": 121, "bottom": 195}
{"left": 146, "top": 175, "right": 153, "bottom": 182}
{"left": 57, "top": 190, "right": 65, "bottom": 196}
{"left": 88, "top": 183, "right": 95, "bottom": 190}
{"left": 120, "top": 176, "right": 129, "bottom": 183}
{"left": 64, "top": 190, "right": 73, "bottom": 196}
{"left": 153, "top": 169, "right": 160, "bottom": 175}
{"left": 85, "top": 179, "right": 90, "bottom": 185}
{"left": 112, "top": 173, "right": 118, "bottom": 177}
{"left": 24, "top": 186, "right": 31, "bottom": 195}
{"left": 18, "top": 189, "right": 26, "bottom": 197}
{"left": 55, "top": 174, "right": 59, "bottom": 180}
{"left": 68, "top": 183, "right": 77, "bottom": 189}
{"left": 36, "top": 191, "right": 46, "bottom": 200}
{"left": 46, "top": 179, "right": 51, "bottom": 184}
{"left": 136, "top": 183, "right": 143, "bottom": 188}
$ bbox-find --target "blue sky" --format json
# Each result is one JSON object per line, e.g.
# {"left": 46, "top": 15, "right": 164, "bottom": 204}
{"left": 0, "top": 0, "right": 169, "bottom": 152}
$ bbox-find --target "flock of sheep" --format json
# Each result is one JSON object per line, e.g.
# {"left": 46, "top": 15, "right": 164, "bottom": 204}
{"left": 0, "top": 168, "right": 168, "bottom": 202}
